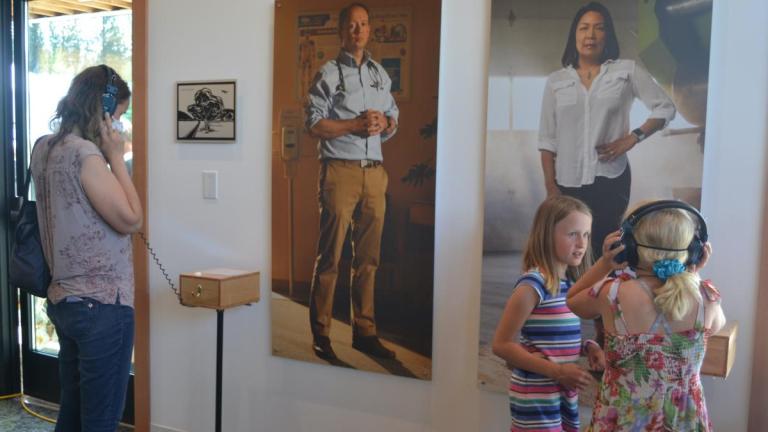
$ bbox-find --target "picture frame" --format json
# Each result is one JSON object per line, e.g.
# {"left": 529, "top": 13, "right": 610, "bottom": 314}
{"left": 270, "top": 0, "right": 442, "bottom": 380}
{"left": 176, "top": 80, "right": 236, "bottom": 142}
{"left": 478, "top": 0, "right": 713, "bottom": 394}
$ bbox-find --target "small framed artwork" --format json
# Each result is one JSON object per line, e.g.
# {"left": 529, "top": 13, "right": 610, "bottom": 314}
{"left": 176, "top": 80, "right": 236, "bottom": 142}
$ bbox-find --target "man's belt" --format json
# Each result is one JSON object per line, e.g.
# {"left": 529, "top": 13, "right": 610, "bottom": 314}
{"left": 324, "top": 159, "right": 382, "bottom": 168}
{"left": 358, "top": 159, "right": 382, "bottom": 168}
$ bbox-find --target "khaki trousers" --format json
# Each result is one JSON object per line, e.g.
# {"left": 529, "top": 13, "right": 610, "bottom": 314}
{"left": 309, "top": 160, "right": 388, "bottom": 337}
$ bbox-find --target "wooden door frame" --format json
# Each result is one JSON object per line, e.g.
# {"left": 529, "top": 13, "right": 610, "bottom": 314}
{"left": 132, "top": 1, "right": 150, "bottom": 429}
{"left": 748, "top": 144, "right": 768, "bottom": 429}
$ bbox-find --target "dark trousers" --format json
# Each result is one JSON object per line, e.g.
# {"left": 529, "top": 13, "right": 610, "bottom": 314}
{"left": 558, "top": 165, "right": 631, "bottom": 259}
{"left": 47, "top": 299, "right": 134, "bottom": 432}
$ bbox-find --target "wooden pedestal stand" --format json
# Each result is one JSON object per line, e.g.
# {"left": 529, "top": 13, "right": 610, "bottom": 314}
{"left": 179, "top": 269, "right": 260, "bottom": 432}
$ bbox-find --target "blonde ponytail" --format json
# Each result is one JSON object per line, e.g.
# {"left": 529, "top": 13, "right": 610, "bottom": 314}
{"left": 653, "top": 270, "right": 701, "bottom": 321}
{"left": 632, "top": 207, "right": 702, "bottom": 320}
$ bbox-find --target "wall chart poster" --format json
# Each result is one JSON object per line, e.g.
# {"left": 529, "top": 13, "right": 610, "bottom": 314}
{"left": 296, "top": 7, "right": 412, "bottom": 101}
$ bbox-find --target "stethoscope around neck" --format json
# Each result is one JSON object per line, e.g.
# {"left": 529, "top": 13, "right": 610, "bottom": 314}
{"left": 334, "top": 55, "right": 384, "bottom": 93}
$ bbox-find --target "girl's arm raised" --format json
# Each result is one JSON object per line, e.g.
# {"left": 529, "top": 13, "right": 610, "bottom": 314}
{"left": 493, "top": 284, "right": 592, "bottom": 390}
{"left": 567, "top": 230, "right": 625, "bottom": 318}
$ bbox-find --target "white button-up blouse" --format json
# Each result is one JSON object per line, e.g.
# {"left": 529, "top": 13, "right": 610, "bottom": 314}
{"left": 538, "top": 59, "right": 676, "bottom": 187}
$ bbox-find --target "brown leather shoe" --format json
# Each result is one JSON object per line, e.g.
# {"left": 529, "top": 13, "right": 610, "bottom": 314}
{"left": 312, "top": 336, "right": 337, "bottom": 360}
{"left": 352, "top": 335, "right": 395, "bottom": 359}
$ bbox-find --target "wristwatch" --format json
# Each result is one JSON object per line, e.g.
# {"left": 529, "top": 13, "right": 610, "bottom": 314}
{"left": 631, "top": 128, "right": 646, "bottom": 143}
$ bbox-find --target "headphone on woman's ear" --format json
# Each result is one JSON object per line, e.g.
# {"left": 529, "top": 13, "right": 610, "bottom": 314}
{"left": 613, "top": 200, "right": 708, "bottom": 267}
{"left": 101, "top": 65, "right": 118, "bottom": 116}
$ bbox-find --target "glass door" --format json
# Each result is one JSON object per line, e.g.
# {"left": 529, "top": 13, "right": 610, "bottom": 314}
{"left": 0, "top": 0, "right": 21, "bottom": 399}
{"left": 11, "top": 0, "right": 135, "bottom": 423}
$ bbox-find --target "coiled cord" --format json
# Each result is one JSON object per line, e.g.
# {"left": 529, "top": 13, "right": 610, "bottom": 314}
{"left": 136, "top": 231, "right": 180, "bottom": 301}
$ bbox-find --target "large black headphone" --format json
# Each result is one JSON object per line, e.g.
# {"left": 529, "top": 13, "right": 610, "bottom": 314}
{"left": 101, "top": 65, "right": 118, "bottom": 116}
{"left": 613, "top": 200, "right": 708, "bottom": 268}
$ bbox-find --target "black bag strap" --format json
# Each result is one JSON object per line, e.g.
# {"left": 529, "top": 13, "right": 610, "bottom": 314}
{"left": 24, "top": 136, "right": 47, "bottom": 198}
{"left": 11, "top": 167, "right": 33, "bottom": 221}
{"left": 13, "top": 137, "right": 45, "bottom": 220}
{"left": 29, "top": 136, "right": 55, "bottom": 273}
{"left": 21, "top": 167, "right": 32, "bottom": 204}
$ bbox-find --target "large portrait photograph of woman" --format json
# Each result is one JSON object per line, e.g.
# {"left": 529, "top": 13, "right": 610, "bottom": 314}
{"left": 478, "top": 0, "right": 713, "bottom": 401}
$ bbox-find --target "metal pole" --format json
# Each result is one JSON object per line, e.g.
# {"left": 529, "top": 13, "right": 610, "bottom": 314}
{"left": 215, "top": 310, "right": 223, "bottom": 432}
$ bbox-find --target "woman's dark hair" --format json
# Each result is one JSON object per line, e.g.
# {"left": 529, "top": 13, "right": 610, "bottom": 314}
{"left": 561, "top": 2, "right": 620, "bottom": 68}
{"left": 338, "top": 2, "right": 370, "bottom": 36}
{"left": 49, "top": 64, "right": 130, "bottom": 147}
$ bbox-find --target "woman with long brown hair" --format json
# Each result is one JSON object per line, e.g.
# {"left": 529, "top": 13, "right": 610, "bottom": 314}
{"left": 31, "top": 64, "right": 142, "bottom": 431}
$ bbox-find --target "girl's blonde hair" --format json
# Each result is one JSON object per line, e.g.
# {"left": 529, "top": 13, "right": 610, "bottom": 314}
{"left": 631, "top": 204, "right": 702, "bottom": 320}
{"left": 523, "top": 196, "right": 593, "bottom": 296}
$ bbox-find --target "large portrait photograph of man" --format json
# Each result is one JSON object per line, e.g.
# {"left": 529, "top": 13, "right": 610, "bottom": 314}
{"left": 478, "top": 0, "right": 713, "bottom": 403}
{"left": 271, "top": 0, "right": 442, "bottom": 379}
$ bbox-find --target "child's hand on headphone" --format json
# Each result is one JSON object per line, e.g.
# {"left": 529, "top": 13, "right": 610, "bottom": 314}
{"left": 689, "top": 242, "right": 712, "bottom": 273}
{"left": 601, "top": 230, "right": 628, "bottom": 269}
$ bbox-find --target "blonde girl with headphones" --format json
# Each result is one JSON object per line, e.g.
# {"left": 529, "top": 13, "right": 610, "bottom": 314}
{"left": 566, "top": 200, "right": 725, "bottom": 431}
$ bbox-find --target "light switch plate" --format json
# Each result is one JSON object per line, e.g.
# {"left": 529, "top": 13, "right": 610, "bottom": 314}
{"left": 202, "top": 170, "right": 218, "bottom": 199}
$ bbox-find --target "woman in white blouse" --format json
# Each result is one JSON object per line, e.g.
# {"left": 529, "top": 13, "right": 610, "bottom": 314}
{"left": 539, "top": 1, "right": 676, "bottom": 258}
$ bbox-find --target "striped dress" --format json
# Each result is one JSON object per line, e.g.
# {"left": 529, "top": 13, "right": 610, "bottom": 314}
{"left": 509, "top": 271, "right": 582, "bottom": 432}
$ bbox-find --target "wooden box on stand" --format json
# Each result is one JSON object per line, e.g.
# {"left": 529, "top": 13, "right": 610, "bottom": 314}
{"left": 180, "top": 268, "right": 260, "bottom": 310}
{"left": 701, "top": 321, "right": 737, "bottom": 378}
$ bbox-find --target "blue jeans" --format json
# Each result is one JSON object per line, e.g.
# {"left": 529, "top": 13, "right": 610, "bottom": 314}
{"left": 47, "top": 298, "right": 134, "bottom": 432}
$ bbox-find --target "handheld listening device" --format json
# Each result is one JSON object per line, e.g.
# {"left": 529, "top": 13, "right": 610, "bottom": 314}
{"left": 101, "top": 66, "right": 118, "bottom": 116}
{"left": 612, "top": 200, "right": 708, "bottom": 268}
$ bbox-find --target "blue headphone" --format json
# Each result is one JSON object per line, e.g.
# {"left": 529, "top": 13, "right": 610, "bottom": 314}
{"left": 101, "top": 65, "right": 118, "bottom": 116}
{"left": 613, "top": 200, "right": 708, "bottom": 267}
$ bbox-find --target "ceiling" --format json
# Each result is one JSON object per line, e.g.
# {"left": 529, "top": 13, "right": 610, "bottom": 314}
{"left": 27, "top": 0, "right": 132, "bottom": 19}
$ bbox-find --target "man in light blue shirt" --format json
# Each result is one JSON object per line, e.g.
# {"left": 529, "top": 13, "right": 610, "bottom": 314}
{"left": 305, "top": 2, "right": 399, "bottom": 361}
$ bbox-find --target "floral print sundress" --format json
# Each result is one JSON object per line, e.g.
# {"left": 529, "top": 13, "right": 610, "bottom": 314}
{"left": 588, "top": 278, "right": 721, "bottom": 432}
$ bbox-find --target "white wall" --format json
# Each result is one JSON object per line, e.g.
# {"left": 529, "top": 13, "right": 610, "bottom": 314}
{"left": 698, "top": 1, "right": 768, "bottom": 430}
{"left": 147, "top": 1, "right": 767, "bottom": 431}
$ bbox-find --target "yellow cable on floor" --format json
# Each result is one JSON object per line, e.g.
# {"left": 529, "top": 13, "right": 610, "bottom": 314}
{"left": 20, "top": 397, "right": 56, "bottom": 423}
{"left": 0, "top": 393, "right": 56, "bottom": 423}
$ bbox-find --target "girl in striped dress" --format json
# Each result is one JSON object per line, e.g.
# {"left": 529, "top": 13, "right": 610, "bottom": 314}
{"left": 494, "top": 196, "right": 605, "bottom": 432}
